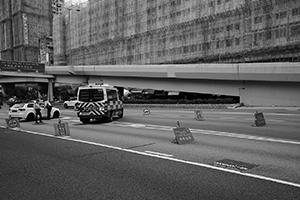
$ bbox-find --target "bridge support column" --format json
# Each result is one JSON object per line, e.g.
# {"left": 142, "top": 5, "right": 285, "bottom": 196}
{"left": 47, "top": 79, "right": 54, "bottom": 102}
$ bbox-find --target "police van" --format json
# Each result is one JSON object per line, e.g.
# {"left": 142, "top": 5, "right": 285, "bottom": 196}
{"left": 75, "top": 83, "right": 124, "bottom": 124}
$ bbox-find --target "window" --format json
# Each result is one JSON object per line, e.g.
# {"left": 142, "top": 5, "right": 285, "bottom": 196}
{"left": 27, "top": 104, "right": 34, "bottom": 108}
{"left": 254, "top": 16, "right": 262, "bottom": 24}
{"left": 276, "top": 11, "right": 287, "bottom": 19}
{"left": 226, "top": 24, "right": 232, "bottom": 31}
{"left": 265, "top": 30, "right": 272, "bottom": 40}
{"left": 107, "top": 89, "right": 118, "bottom": 101}
{"left": 275, "top": 28, "right": 286, "bottom": 38}
{"left": 91, "top": 89, "right": 104, "bottom": 101}
{"left": 292, "top": 7, "right": 300, "bottom": 16}
{"left": 216, "top": 40, "right": 220, "bottom": 49}
{"left": 280, "top": 11, "right": 287, "bottom": 19}
{"left": 226, "top": 38, "right": 232, "bottom": 47}
{"left": 291, "top": 25, "right": 300, "bottom": 37}
{"left": 235, "top": 38, "right": 240, "bottom": 46}
{"left": 183, "top": 46, "right": 189, "bottom": 53}
{"left": 79, "top": 89, "right": 104, "bottom": 102}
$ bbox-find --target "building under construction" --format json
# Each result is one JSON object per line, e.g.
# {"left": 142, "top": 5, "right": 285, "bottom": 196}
{"left": 0, "top": 0, "right": 53, "bottom": 62}
{"left": 54, "top": 0, "right": 300, "bottom": 66}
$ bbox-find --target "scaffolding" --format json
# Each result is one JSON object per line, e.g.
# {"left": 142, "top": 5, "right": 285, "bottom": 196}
{"left": 53, "top": 0, "right": 300, "bottom": 65}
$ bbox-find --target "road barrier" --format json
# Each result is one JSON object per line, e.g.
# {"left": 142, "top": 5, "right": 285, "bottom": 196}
{"left": 143, "top": 107, "right": 151, "bottom": 115}
{"left": 53, "top": 119, "right": 70, "bottom": 136}
{"left": 5, "top": 117, "right": 20, "bottom": 131}
{"left": 194, "top": 108, "right": 205, "bottom": 121}
{"left": 173, "top": 121, "right": 195, "bottom": 144}
{"left": 254, "top": 111, "right": 266, "bottom": 127}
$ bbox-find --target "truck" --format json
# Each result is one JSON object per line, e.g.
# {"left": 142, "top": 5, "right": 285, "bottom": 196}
{"left": 75, "top": 83, "right": 124, "bottom": 124}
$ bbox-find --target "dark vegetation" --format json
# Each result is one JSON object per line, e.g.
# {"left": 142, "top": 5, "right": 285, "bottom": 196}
{"left": 124, "top": 97, "right": 238, "bottom": 104}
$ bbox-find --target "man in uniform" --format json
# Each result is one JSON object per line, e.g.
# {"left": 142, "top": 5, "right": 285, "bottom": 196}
{"left": 44, "top": 98, "right": 52, "bottom": 120}
{"left": 34, "top": 99, "right": 43, "bottom": 124}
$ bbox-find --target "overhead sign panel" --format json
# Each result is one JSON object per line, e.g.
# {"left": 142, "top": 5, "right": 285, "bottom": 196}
{"left": 0, "top": 60, "right": 45, "bottom": 73}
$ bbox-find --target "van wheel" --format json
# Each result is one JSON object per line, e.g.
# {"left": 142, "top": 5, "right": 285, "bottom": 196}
{"left": 106, "top": 111, "right": 113, "bottom": 122}
{"left": 118, "top": 111, "right": 124, "bottom": 118}
{"left": 26, "top": 113, "right": 35, "bottom": 121}
{"left": 81, "top": 118, "right": 90, "bottom": 124}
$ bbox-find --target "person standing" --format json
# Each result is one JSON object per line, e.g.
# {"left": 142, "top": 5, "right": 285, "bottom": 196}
{"left": 44, "top": 99, "right": 52, "bottom": 120}
{"left": 34, "top": 99, "right": 43, "bottom": 124}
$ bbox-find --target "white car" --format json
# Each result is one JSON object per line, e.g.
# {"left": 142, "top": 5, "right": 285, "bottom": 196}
{"left": 8, "top": 102, "right": 61, "bottom": 121}
{"left": 63, "top": 97, "right": 78, "bottom": 109}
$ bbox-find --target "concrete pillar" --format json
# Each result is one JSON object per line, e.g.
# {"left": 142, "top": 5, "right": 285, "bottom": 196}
{"left": 47, "top": 79, "right": 54, "bottom": 101}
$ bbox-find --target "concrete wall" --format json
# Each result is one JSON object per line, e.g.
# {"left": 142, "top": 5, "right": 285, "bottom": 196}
{"left": 241, "top": 81, "right": 300, "bottom": 106}
{"left": 91, "top": 76, "right": 242, "bottom": 97}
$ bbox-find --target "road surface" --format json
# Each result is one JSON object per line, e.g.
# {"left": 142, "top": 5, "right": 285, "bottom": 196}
{"left": 0, "top": 105, "right": 299, "bottom": 199}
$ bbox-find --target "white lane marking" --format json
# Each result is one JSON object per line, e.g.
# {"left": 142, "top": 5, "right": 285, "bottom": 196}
{"left": 149, "top": 110, "right": 297, "bottom": 116}
{"left": 61, "top": 110, "right": 77, "bottom": 113}
{"left": 215, "top": 112, "right": 296, "bottom": 116}
{"left": 107, "top": 122, "right": 300, "bottom": 145}
{"left": 131, "top": 124, "right": 146, "bottom": 128}
{"left": 267, "top": 119, "right": 285, "bottom": 123}
{"left": 1, "top": 126, "right": 300, "bottom": 189}
{"left": 244, "top": 118, "right": 284, "bottom": 123}
{"left": 144, "top": 151, "right": 173, "bottom": 157}
{"left": 220, "top": 117, "right": 236, "bottom": 120}
{"left": 189, "top": 128, "right": 300, "bottom": 145}
{"left": 60, "top": 117, "right": 72, "bottom": 120}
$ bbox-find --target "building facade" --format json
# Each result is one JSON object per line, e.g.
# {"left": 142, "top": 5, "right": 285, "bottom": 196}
{"left": 0, "top": 0, "right": 53, "bottom": 62}
{"left": 53, "top": 0, "right": 300, "bottom": 66}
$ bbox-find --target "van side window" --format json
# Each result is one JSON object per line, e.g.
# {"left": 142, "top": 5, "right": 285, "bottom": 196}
{"left": 107, "top": 89, "right": 118, "bottom": 101}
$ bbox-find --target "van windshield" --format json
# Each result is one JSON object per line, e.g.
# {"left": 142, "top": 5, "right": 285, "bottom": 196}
{"left": 78, "top": 89, "right": 104, "bottom": 102}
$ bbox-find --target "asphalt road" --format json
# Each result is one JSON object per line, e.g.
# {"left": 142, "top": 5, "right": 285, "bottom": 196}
{"left": 0, "top": 105, "right": 300, "bottom": 199}
{"left": 1, "top": 128, "right": 299, "bottom": 200}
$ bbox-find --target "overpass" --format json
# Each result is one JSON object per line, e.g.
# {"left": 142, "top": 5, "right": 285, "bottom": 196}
{"left": 44, "top": 63, "right": 300, "bottom": 107}
{"left": 0, "top": 71, "right": 55, "bottom": 100}
{"left": 0, "top": 60, "right": 55, "bottom": 100}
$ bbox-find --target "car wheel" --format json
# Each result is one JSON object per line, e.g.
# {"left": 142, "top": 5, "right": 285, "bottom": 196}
{"left": 80, "top": 118, "right": 90, "bottom": 124}
{"left": 64, "top": 103, "right": 68, "bottom": 109}
{"left": 53, "top": 111, "right": 60, "bottom": 118}
{"left": 26, "top": 113, "right": 35, "bottom": 121}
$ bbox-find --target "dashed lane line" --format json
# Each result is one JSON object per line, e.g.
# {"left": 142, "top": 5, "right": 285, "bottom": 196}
{"left": 107, "top": 122, "right": 300, "bottom": 145}
{"left": 144, "top": 151, "right": 174, "bottom": 157}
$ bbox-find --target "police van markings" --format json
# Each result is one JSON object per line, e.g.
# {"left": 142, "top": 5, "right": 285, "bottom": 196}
{"left": 0, "top": 125, "right": 299, "bottom": 189}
